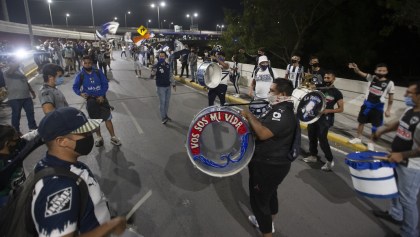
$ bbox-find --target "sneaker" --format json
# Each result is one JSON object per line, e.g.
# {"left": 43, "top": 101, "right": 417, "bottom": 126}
{"left": 110, "top": 136, "right": 122, "bottom": 146}
{"left": 349, "top": 137, "right": 362, "bottom": 144}
{"left": 166, "top": 116, "right": 172, "bottom": 121}
{"left": 367, "top": 142, "right": 375, "bottom": 151}
{"left": 372, "top": 210, "right": 402, "bottom": 225}
{"left": 136, "top": 75, "right": 140, "bottom": 78}
{"left": 248, "top": 215, "right": 275, "bottom": 233}
{"left": 233, "top": 94, "right": 240, "bottom": 98}
{"left": 162, "top": 118, "right": 169, "bottom": 124}
{"left": 95, "top": 137, "right": 104, "bottom": 147}
{"left": 109, "top": 68, "right": 112, "bottom": 71}
{"left": 302, "top": 156, "right": 318, "bottom": 163}
{"left": 321, "top": 161, "right": 334, "bottom": 171}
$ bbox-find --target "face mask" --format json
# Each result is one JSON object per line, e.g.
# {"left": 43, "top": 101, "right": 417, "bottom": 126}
{"left": 291, "top": 60, "right": 297, "bottom": 64}
{"left": 55, "top": 76, "right": 64, "bottom": 86}
{"left": 375, "top": 73, "right": 387, "bottom": 79}
{"left": 218, "top": 57, "right": 224, "bottom": 61}
{"left": 204, "top": 53, "right": 208, "bottom": 57}
{"left": 84, "top": 67, "right": 93, "bottom": 72}
{"left": 267, "top": 93, "right": 290, "bottom": 106}
{"left": 324, "top": 81, "right": 332, "bottom": 87}
{"left": 73, "top": 135, "right": 94, "bottom": 156}
{"left": 158, "top": 58, "right": 165, "bottom": 63}
{"left": 311, "top": 63, "right": 319, "bottom": 68}
{"left": 405, "top": 96, "right": 415, "bottom": 107}
{"left": 260, "top": 65, "right": 268, "bottom": 70}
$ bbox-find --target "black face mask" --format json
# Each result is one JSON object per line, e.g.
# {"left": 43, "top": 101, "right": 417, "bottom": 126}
{"left": 324, "top": 82, "right": 333, "bottom": 87}
{"left": 74, "top": 135, "right": 94, "bottom": 156}
{"left": 311, "top": 63, "right": 320, "bottom": 68}
{"left": 375, "top": 73, "right": 387, "bottom": 79}
{"left": 7, "top": 138, "right": 22, "bottom": 154}
{"left": 291, "top": 60, "right": 297, "bottom": 64}
{"left": 84, "top": 67, "right": 93, "bottom": 72}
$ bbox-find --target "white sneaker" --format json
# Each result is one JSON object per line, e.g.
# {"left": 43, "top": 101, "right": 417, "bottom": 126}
{"left": 367, "top": 142, "right": 375, "bottom": 151}
{"left": 136, "top": 75, "right": 140, "bottom": 78}
{"left": 321, "top": 161, "right": 334, "bottom": 171}
{"left": 302, "top": 156, "right": 318, "bottom": 163}
{"left": 233, "top": 94, "right": 240, "bottom": 98}
{"left": 349, "top": 137, "right": 362, "bottom": 144}
{"left": 248, "top": 215, "right": 275, "bottom": 233}
{"left": 110, "top": 136, "right": 122, "bottom": 146}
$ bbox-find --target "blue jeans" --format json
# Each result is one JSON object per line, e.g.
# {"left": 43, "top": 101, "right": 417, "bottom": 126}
{"left": 156, "top": 86, "right": 171, "bottom": 120}
{"left": 389, "top": 165, "right": 420, "bottom": 237}
{"left": 190, "top": 64, "right": 197, "bottom": 82}
{"left": 8, "top": 98, "right": 37, "bottom": 133}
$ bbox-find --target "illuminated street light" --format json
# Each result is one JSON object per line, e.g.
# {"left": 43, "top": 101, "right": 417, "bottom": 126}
{"left": 65, "top": 13, "right": 70, "bottom": 28}
{"left": 147, "top": 19, "right": 151, "bottom": 28}
{"left": 125, "top": 11, "right": 131, "bottom": 27}
{"left": 47, "top": 0, "right": 53, "bottom": 27}
{"left": 151, "top": 2, "right": 165, "bottom": 30}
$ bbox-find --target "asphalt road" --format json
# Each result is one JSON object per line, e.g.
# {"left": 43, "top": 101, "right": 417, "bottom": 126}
{"left": 0, "top": 54, "right": 407, "bottom": 237}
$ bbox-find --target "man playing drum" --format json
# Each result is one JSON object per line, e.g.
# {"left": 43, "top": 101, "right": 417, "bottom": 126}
{"left": 372, "top": 81, "right": 420, "bottom": 237}
{"left": 241, "top": 79, "right": 298, "bottom": 237}
{"left": 208, "top": 51, "right": 230, "bottom": 106}
{"left": 302, "top": 71, "right": 344, "bottom": 171}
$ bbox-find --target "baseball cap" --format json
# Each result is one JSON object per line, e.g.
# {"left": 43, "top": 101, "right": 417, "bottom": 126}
{"left": 38, "top": 107, "right": 102, "bottom": 142}
{"left": 258, "top": 55, "right": 269, "bottom": 64}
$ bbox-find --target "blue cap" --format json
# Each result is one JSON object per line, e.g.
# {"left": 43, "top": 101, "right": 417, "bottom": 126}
{"left": 38, "top": 107, "right": 102, "bottom": 142}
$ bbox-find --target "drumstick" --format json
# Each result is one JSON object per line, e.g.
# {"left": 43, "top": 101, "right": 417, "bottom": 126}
{"left": 371, "top": 156, "right": 389, "bottom": 160}
{"left": 225, "top": 101, "right": 269, "bottom": 106}
{"left": 126, "top": 190, "right": 152, "bottom": 220}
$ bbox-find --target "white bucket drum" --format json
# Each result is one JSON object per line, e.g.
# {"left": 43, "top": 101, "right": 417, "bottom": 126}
{"left": 186, "top": 106, "right": 255, "bottom": 177}
{"left": 196, "top": 62, "right": 222, "bottom": 88}
{"left": 291, "top": 88, "right": 326, "bottom": 124}
{"left": 345, "top": 152, "right": 398, "bottom": 199}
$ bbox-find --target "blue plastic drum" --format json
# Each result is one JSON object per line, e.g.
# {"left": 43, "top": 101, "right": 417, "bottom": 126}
{"left": 345, "top": 151, "right": 398, "bottom": 199}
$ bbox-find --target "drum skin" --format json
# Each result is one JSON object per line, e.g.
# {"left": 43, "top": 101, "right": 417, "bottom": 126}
{"left": 186, "top": 106, "right": 255, "bottom": 177}
{"left": 196, "top": 62, "right": 222, "bottom": 88}
{"left": 292, "top": 88, "right": 326, "bottom": 124}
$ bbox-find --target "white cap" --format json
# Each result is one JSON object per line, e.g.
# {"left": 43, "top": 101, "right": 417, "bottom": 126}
{"left": 258, "top": 55, "right": 269, "bottom": 64}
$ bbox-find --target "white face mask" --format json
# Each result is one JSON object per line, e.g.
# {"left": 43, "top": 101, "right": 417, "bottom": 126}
{"left": 267, "top": 93, "right": 291, "bottom": 105}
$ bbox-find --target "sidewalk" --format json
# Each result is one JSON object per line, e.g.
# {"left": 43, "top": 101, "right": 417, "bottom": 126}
{"left": 174, "top": 75, "right": 394, "bottom": 152}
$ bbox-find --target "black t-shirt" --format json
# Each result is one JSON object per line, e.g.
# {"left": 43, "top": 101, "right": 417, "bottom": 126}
{"left": 253, "top": 101, "right": 297, "bottom": 164}
{"left": 367, "top": 77, "right": 393, "bottom": 104}
{"left": 391, "top": 108, "right": 420, "bottom": 152}
{"left": 320, "top": 86, "right": 343, "bottom": 122}
{"left": 308, "top": 68, "right": 325, "bottom": 86}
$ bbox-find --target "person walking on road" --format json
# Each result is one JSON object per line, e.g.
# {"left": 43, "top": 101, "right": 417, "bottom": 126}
{"left": 372, "top": 81, "right": 420, "bottom": 237}
{"left": 241, "top": 79, "right": 298, "bottom": 237}
{"left": 229, "top": 55, "right": 241, "bottom": 97}
{"left": 151, "top": 51, "right": 176, "bottom": 124}
{"left": 4, "top": 57, "right": 37, "bottom": 134}
{"left": 302, "top": 71, "right": 344, "bottom": 171}
{"left": 348, "top": 62, "right": 394, "bottom": 151}
{"left": 73, "top": 55, "right": 121, "bottom": 147}
{"left": 39, "top": 64, "right": 68, "bottom": 114}
{"left": 188, "top": 48, "right": 198, "bottom": 83}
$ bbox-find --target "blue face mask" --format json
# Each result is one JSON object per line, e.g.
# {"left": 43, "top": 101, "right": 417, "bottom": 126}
{"left": 405, "top": 96, "right": 415, "bottom": 107}
{"left": 158, "top": 58, "right": 165, "bottom": 63}
{"left": 55, "top": 76, "right": 64, "bottom": 86}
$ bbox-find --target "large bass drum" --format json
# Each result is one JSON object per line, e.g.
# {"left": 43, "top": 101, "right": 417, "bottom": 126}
{"left": 292, "top": 88, "right": 326, "bottom": 124}
{"left": 186, "top": 106, "right": 255, "bottom": 177}
{"left": 196, "top": 62, "right": 222, "bottom": 88}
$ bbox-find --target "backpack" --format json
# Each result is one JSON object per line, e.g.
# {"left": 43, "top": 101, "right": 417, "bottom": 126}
{"left": 0, "top": 167, "right": 88, "bottom": 237}
{"left": 254, "top": 66, "right": 275, "bottom": 80}
{"left": 287, "top": 118, "right": 301, "bottom": 162}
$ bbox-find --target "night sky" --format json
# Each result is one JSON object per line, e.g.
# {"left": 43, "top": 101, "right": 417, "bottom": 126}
{"left": 3, "top": 0, "right": 243, "bottom": 31}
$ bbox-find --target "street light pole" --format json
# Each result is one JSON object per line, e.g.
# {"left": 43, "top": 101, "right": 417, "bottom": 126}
{"left": 147, "top": 19, "right": 151, "bottom": 28}
{"left": 125, "top": 11, "right": 131, "bottom": 27}
{"left": 151, "top": 2, "right": 165, "bottom": 30}
{"left": 23, "top": 0, "right": 34, "bottom": 47}
{"left": 90, "top": 0, "right": 96, "bottom": 39}
{"left": 47, "top": 0, "right": 53, "bottom": 27}
{"left": 65, "top": 13, "right": 69, "bottom": 28}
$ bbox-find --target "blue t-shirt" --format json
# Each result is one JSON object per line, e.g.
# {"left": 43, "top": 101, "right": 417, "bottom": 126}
{"left": 72, "top": 69, "right": 108, "bottom": 97}
{"left": 31, "top": 154, "right": 110, "bottom": 237}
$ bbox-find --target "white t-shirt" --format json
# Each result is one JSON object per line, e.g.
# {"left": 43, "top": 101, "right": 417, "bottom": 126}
{"left": 254, "top": 68, "right": 276, "bottom": 99}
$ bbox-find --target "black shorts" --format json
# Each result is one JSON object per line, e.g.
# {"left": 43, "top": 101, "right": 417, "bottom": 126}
{"left": 357, "top": 105, "right": 383, "bottom": 127}
{"left": 86, "top": 97, "right": 111, "bottom": 121}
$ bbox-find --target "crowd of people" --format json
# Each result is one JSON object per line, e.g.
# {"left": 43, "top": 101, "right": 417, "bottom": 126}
{"left": 0, "top": 38, "right": 419, "bottom": 237}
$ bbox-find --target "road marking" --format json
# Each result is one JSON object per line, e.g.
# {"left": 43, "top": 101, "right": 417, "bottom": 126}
{"left": 121, "top": 102, "right": 144, "bottom": 134}
{"left": 301, "top": 134, "right": 347, "bottom": 155}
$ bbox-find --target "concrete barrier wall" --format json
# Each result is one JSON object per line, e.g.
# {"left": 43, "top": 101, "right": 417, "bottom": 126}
{"left": 0, "top": 20, "right": 95, "bottom": 40}
{"left": 232, "top": 62, "right": 407, "bottom": 122}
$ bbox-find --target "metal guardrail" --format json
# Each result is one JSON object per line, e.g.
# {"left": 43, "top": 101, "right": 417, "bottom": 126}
{"left": 0, "top": 20, "right": 95, "bottom": 40}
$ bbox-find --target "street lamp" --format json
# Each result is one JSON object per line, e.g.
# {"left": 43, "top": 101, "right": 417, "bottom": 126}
{"left": 221, "top": 24, "right": 224, "bottom": 33}
{"left": 47, "top": 0, "right": 53, "bottom": 27}
{"left": 170, "top": 21, "right": 174, "bottom": 29}
{"left": 114, "top": 17, "right": 118, "bottom": 21}
{"left": 151, "top": 2, "right": 165, "bottom": 30}
{"left": 147, "top": 19, "right": 151, "bottom": 28}
{"left": 65, "top": 13, "right": 70, "bottom": 28}
{"left": 186, "top": 13, "right": 198, "bottom": 30}
{"left": 125, "top": 11, "right": 131, "bottom": 27}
